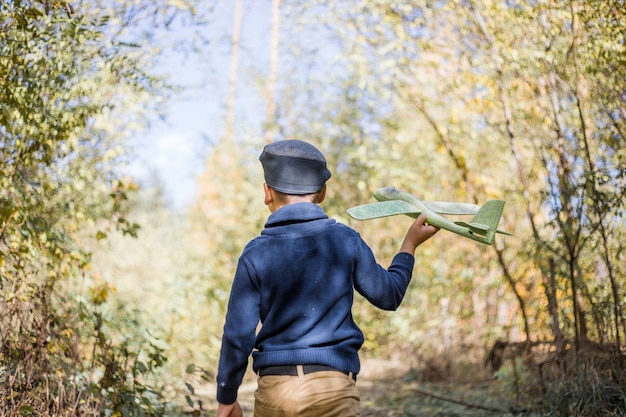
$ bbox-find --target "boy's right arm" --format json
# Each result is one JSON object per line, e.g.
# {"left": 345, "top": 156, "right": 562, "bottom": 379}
{"left": 216, "top": 257, "right": 259, "bottom": 409}
{"left": 399, "top": 214, "right": 439, "bottom": 255}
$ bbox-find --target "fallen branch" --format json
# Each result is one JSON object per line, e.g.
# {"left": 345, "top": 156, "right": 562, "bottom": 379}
{"left": 410, "top": 385, "right": 508, "bottom": 414}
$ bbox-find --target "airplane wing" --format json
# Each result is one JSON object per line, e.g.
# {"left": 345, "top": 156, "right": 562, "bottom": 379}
{"left": 346, "top": 200, "right": 481, "bottom": 220}
{"left": 346, "top": 200, "right": 420, "bottom": 221}
{"left": 420, "top": 201, "right": 481, "bottom": 215}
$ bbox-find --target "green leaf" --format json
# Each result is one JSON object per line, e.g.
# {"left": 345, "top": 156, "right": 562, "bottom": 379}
{"left": 18, "top": 405, "right": 34, "bottom": 416}
{"left": 185, "top": 382, "right": 195, "bottom": 395}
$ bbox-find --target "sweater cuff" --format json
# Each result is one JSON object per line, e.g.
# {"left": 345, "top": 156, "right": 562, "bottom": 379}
{"left": 392, "top": 251, "right": 415, "bottom": 269}
{"left": 216, "top": 384, "right": 238, "bottom": 405}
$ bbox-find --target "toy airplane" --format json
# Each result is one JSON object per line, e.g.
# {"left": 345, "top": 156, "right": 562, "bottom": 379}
{"left": 347, "top": 187, "right": 511, "bottom": 245}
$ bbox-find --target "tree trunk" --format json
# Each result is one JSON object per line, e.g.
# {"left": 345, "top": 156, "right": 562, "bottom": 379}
{"left": 225, "top": 0, "right": 243, "bottom": 139}
{"left": 545, "top": 258, "right": 565, "bottom": 358}
{"left": 264, "top": 0, "right": 280, "bottom": 144}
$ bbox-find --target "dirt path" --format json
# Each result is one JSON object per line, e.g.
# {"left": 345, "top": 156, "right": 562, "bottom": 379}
{"left": 199, "top": 358, "right": 538, "bottom": 416}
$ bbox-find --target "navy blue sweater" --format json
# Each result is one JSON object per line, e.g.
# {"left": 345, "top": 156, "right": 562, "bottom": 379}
{"left": 216, "top": 202, "right": 415, "bottom": 404}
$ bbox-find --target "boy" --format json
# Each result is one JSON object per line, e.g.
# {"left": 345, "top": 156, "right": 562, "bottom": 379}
{"left": 216, "top": 140, "right": 439, "bottom": 417}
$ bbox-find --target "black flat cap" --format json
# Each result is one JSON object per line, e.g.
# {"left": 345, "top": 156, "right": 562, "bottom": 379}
{"left": 259, "top": 140, "right": 332, "bottom": 194}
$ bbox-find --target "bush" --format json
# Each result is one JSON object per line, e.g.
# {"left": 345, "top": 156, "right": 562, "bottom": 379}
{"left": 543, "top": 368, "right": 626, "bottom": 417}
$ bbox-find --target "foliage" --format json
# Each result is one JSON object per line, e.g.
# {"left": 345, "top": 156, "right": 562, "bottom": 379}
{"left": 0, "top": 0, "right": 205, "bottom": 415}
{"left": 89, "top": 186, "right": 233, "bottom": 408}
{"left": 300, "top": 0, "right": 626, "bottom": 354}
{"left": 543, "top": 367, "right": 626, "bottom": 417}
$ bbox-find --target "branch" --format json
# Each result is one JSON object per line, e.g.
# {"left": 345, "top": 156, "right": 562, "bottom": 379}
{"left": 410, "top": 385, "right": 510, "bottom": 414}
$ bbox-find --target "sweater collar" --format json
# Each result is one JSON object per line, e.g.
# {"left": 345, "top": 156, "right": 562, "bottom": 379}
{"left": 264, "top": 202, "right": 328, "bottom": 228}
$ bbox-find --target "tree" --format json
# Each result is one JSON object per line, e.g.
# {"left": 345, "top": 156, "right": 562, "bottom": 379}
{"left": 0, "top": 0, "right": 206, "bottom": 414}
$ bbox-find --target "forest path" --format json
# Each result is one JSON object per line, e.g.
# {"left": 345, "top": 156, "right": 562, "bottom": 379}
{"left": 200, "top": 357, "right": 539, "bottom": 416}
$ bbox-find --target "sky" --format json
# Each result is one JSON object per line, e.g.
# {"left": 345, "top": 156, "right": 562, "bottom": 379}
{"left": 126, "top": 1, "right": 274, "bottom": 211}
{"left": 127, "top": 76, "right": 212, "bottom": 210}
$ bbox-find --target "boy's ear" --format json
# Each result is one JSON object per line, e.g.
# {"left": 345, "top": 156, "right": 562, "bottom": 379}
{"left": 317, "top": 184, "right": 327, "bottom": 203}
{"left": 263, "top": 182, "right": 273, "bottom": 206}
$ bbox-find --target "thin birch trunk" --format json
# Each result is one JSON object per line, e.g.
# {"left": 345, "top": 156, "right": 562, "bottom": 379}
{"left": 225, "top": 0, "right": 243, "bottom": 140}
{"left": 264, "top": 0, "right": 280, "bottom": 144}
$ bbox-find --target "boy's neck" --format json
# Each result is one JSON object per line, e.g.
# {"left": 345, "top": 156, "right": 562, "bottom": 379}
{"left": 264, "top": 183, "right": 325, "bottom": 213}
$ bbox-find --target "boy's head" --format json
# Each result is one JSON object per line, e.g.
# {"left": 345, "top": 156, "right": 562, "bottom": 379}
{"left": 259, "top": 140, "right": 331, "bottom": 195}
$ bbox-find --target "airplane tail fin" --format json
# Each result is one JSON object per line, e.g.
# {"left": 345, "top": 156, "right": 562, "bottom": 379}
{"left": 467, "top": 200, "right": 505, "bottom": 244}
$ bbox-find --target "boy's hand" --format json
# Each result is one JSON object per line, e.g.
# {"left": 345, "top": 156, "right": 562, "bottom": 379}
{"left": 400, "top": 214, "right": 439, "bottom": 254}
{"left": 217, "top": 401, "right": 243, "bottom": 417}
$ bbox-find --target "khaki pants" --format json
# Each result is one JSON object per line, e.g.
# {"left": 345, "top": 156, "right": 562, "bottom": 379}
{"left": 254, "top": 366, "right": 360, "bottom": 417}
